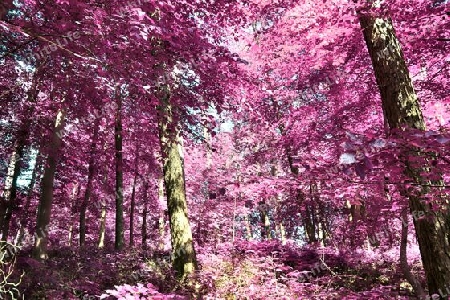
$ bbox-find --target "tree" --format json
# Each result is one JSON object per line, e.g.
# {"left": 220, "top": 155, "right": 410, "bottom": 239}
{"left": 129, "top": 143, "right": 139, "bottom": 248}
{"left": 79, "top": 117, "right": 100, "bottom": 247}
{"left": 141, "top": 179, "right": 149, "bottom": 251}
{"left": 359, "top": 11, "right": 450, "bottom": 297}
{"left": 114, "top": 91, "right": 124, "bottom": 251}
{"left": 0, "top": 62, "right": 45, "bottom": 242}
{"left": 158, "top": 85, "right": 197, "bottom": 278}
{"left": 33, "top": 107, "right": 66, "bottom": 260}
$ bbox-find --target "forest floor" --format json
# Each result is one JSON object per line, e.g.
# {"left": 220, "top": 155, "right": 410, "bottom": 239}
{"left": 5, "top": 241, "right": 424, "bottom": 299}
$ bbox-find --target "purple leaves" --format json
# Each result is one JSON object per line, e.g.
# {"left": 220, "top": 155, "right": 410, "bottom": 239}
{"left": 100, "top": 283, "right": 186, "bottom": 300}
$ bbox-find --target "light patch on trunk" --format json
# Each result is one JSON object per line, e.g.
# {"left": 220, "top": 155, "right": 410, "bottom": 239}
{"left": 2, "top": 151, "right": 18, "bottom": 199}
{"left": 55, "top": 109, "right": 65, "bottom": 128}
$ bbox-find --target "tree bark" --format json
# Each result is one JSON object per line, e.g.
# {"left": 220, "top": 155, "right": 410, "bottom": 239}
{"left": 0, "top": 70, "right": 41, "bottom": 242}
{"left": 32, "top": 108, "right": 66, "bottom": 260}
{"left": 304, "top": 205, "right": 317, "bottom": 243}
{"left": 259, "top": 202, "right": 271, "bottom": 240}
{"left": 0, "top": 148, "right": 23, "bottom": 242}
{"left": 67, "top": 182, "right": 80, "bottom": 247}
{"left": 360, "top": 14, "right": 450, "bottom": 297}
{"left": 141, "top": 180, "right": 149, "bottom": 251}
{"left": 399, "top": 208, "right": 426, "bottom": 298}
{"left": 158, "top": 86, "right": 197, "bottom": 278}
{"left": 80, "top": 118, "right": 100, "bottom": 247}
{"left": 98, "top": 143, "right": 108, "bottom": 249}
{"left": 283, "top": 143, "right": 318, "bottom": 244}
{"left": 245, "top": 215, "right": 253, "bottom": 240}
{"left": 68, "top": 182, "right": 80, "bottom": 246}
{"left": 98, "top": 203, "right": 106, "bottom": 249}
{"left": 15, "top": 150, "right": 42, "bottom": 246}
{"left": 279, "top": 221, "right": 286, "bottom": 245}
{"left": 114, "top": 94, "right": 124, "bottom": 251}
{"left": 129, "top": 171, "right": 138, "bottom": 247}
{"left": 158, "top": 176, "right": 165, "bottom": 250}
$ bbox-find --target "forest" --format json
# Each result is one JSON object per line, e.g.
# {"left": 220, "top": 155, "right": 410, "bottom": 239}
{"left": 0, "top": 0, "right": 449, "bottom": 299}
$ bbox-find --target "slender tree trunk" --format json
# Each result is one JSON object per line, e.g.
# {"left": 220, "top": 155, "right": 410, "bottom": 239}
{"left": 300, "top": 196, "right": 316, "bottom": 244}
{"left": 264, "top": 213, "right": 271, "bottom": 240}
{"left": 129, "top": 142, "right": 140, "bottom": 248}
{"left": 0, "top": 148, "right": 23, "bottom": 242}
{"left": 399, "top": 208, "right": 426, "bottom": 298}
{"left": 68, "top": 183, "right": 80, "bottom": 246}
{"left": 279, "top": 221, "right": 286, "bottom": 245}
{"left": 15, "top": 150, "right": 42, "bottom": 246}
{"left": 259, "top": 203, "right": 271, "bottom": 240}
{"left": 67, "top": 225, "right": 73, "bottom": 246}
{"left": 114, "top": 95, "right": 124, "bottom": 251}
{"left": 158, "top": 176, "right": 165, "bottom": 250}
{"left": 0, "top": 71, "right": 41, "bottom": 242}
{"left": 98, "top": 204, "right": 106, "bottom": 249}
{"left": 232, "top": 169, "right": 242, "bottom": 243}
{"left": 80, "top": 119, "right": 100, "bottom": 247}
{"left": 129, "top": 172, "right": 138, "bottom": 247}
{"left": 271, "top": 165, "right": 286, "bottom": 245}
{"left": 98, "top": 143, "right": 108, "bottom": 249}
{"left": 142, "top": 205, "right": 148, "bottom": 251}
{"left": 32, "top": 108, "right": 66, "bottom": 260}
{"left": 308, "top": 182, "right": 325, "bottom": 245}
{"left": 141, "top": 180, "right": 148, "bottom": 251}
{"left": 312, "top": 184, "right": 328, "bottom": 246}
{"left": 350, "top": 203, "right": 365, "bottom": 223}
{"left": 304, "top": 204, "right": 317, "bottom": 243}
{"left": 360, "top": 14, "right": 450, "bottom": 297}
{"left": 231, "top": 196, "right": 237, "bottom": 242}
{"left": 284, "top": 144, "right": 318, "bottom": 244}
{"left": 245, "top": 215, "right": 253, "bottom": 240}
{"left": 204, "top": 125, "right": 212, "bottom": 167}
{"left": 317, "top": 222, "right": 325, "bottom": 247}
{"left": 158, "top": 86, "right": 197, "bottom": 278}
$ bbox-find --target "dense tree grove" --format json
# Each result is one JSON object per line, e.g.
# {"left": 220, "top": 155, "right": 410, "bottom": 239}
{"left": 0, "top": 0, "right": 449, "bottom": 299}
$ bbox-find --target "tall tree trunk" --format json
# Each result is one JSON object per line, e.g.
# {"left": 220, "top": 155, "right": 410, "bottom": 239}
{"left": 98, "top": 142, "right": 108, "bottom": 249}
{"left": 204, "top": 125, "right": 212, "bottom": 167}
{"left": 305, "top": 184, "right": 317, "bottom": 244}
{"left": 312, "top": 183, "right": 328, "bottom": 246}
{"left": 0, "top": 148, "right": 23, "bottom": 242}
{"left": 245, "top": 215, "right": 253, "bottom": 240}
{"left": 141, "top": 180, "right": 148, "bottom": 251}
{"left": 15, "top": 150, "right": 42, "bottom": 246}
{"left": 283, "top": 143, "right": 318, "bottom": 244}
{"left": 68, "top": 182, "right": 80, "bottom": 247}
{"left": 158, "top": 87, "right": 197, "bottom": 278}
{"left": 271, "top": 165, "right": 286, "bottom": 245}
{"left": 259, "top": 202, "right": 271, "bottom": 240}
{"left": 98, "top": 203, "right": 107, "bottom": 249}
{"left": 114, "top": 95, "right": 124, "bottom": 251}
{"left": 304, "top": 205, "right": 317, "bottom": 243}
{"left": 279, "top": 221, "right": 286, "bottom": 245}
{"left": 32, "top": 108, "right": 66, "bottom": 260}
{"left": 399, "top": 208, "right": 426, "bottom": 298}
{"left": 80, "top": 118, "right": 100, "bottom": 247}
{"left": 0, "top": 71, "right": 41, "bottom": 242}
{"left": 360, "top": 14, "right": 450, "bottom": 297}
{"left": 129, "top": 171, "right": 138, "bottom": 247}
{"left": 158, "top": 176, "right": 165, "bottom": 250}
{"left": 129, "top": 142, "right": 140, "bottom": 248}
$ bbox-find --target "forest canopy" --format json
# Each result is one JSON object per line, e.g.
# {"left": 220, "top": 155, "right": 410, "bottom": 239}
{"left": 0, "top": 0, "right": 449, "bottom": 299}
